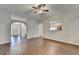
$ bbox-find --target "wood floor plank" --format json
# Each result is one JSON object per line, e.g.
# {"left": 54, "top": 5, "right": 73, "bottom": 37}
{"left": 0, "top": 37, "right": 79, "bottom": 55}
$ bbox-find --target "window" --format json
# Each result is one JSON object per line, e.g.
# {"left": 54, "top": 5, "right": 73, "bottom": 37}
{"left": 49, "top": 20, "right": 62, "bottom": 31}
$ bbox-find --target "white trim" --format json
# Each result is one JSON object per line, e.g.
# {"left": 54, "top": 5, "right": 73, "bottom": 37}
{"left": 43, "top": 37, "right": 79, "bottom": 46}
{"left": 0, "top": 40, "right": 10, "bottom": 44}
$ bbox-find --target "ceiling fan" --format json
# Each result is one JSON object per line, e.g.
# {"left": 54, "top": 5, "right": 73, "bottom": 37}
{"left": 32, "top": 4, "right": 49, "bottom": 15}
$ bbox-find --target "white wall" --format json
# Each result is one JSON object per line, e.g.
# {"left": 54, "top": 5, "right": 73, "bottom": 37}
{"left": 67, "top": 19, "right": 79, "bottom": 45}
{"left": 0, "top": 10, "right": 11, "bottom": 44}
{"left": 0, "top": 10, "right": 40, "bottom": 44}
{"left": 43, "top": 16, "right": 79, "bottom": 45}
{"left": 38, "top": 23, "right": 43, "bottom": 37}
{"left": 11, "top": 14, "right": 40, "bottom": 39}
{"left": 27, "top": 19, "right": 40, "bottom": 39}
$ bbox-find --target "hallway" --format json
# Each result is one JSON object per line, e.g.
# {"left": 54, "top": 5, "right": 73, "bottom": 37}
{"left": 0, "top": 37, "right": 79, "bottom": 55}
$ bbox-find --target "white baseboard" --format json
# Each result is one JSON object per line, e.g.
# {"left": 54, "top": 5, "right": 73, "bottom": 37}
{"left": 27, "top": 36, "right": 42, "bottom": 40}
{"left": 27, "top": 35, "right": 42, "bottom": 39}
{"left": 1, "top": 36, "right": 79, "bottom": 46}
{"left": 0, "top": 40, "right": 10, "bottom": 44}
{"left": 43, "top": 37, "right": 79, "bottom": 46}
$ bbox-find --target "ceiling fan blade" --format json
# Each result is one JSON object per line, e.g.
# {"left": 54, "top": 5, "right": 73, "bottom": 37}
{"left": 33, "top": 11, "right": 38, "bottom": 13}
{"left": 42, "top": 4, "right": 46, "bottom": 7}
{"left": 38, "top": 4, "right": 42, "bottom": 9}
{"left": 32, "top": 4, "right": 42, "bottom": 9}
{"left": 32, "top": 6, "right": 38, "bottom": 9}
{"left": 43, "top": 10, "right": 49, "bottom": 12}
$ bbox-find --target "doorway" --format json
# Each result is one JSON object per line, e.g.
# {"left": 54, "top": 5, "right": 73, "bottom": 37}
{"left": 10, "top": 22, "right": 27, "bottom": 54}
{"left": 11, "top": 22, "right": 27, "bottom": 40}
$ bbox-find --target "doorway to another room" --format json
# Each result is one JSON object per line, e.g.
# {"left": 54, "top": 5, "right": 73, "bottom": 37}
{"left": 11, "top": 22, "right": 27, "bottom": 41}
{"left": 10, "top": 22, "right": 27, "bottom": 54}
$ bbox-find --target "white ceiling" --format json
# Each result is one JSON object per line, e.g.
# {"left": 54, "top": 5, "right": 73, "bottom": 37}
{"left": 0, "top": 4, "right": 79, "bottom": 22}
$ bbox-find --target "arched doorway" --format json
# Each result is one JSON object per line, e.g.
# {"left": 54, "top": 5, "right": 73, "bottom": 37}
{"left": 11, "top": 22, "right": 27, "bottom": 39}
{"left": 10, "top": 21, "right": 27, "bottom": 54}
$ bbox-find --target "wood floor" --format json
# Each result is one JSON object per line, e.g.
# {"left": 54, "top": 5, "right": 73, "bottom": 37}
{"left": 0, "top": 37, "right": 79, "bottom": 55}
